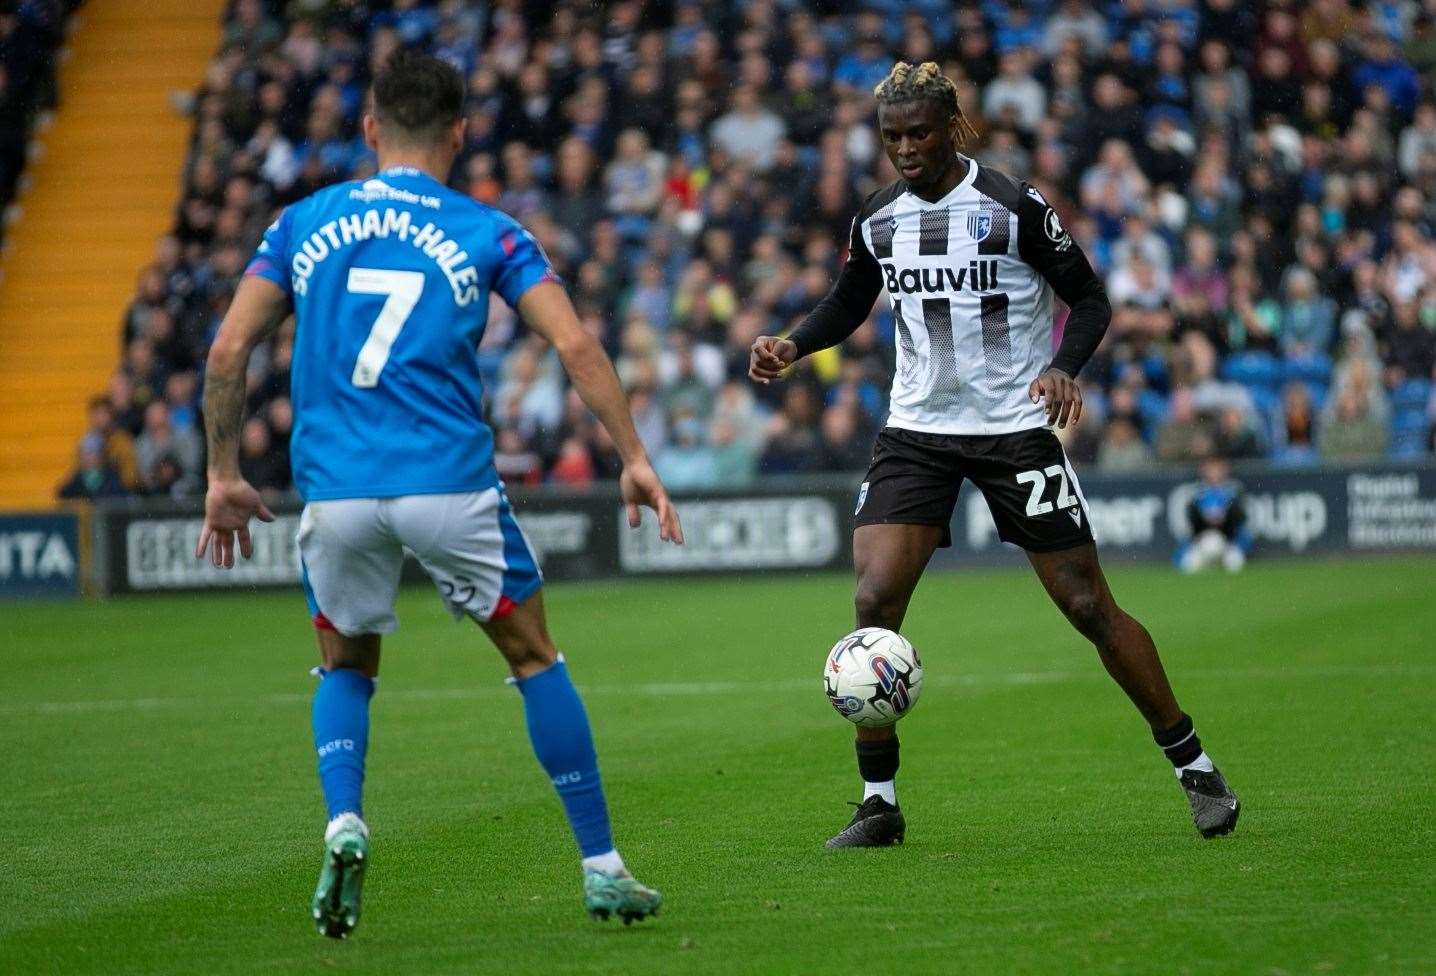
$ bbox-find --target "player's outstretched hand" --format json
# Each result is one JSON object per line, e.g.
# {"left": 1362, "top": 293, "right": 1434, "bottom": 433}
{"left": 748, "top": 336, "right": 799, "bottom": 384}
{"left": 620, "top": 461, "right": 684, "bottom": 545}
{"left": 195, "top": 477, "right": 276, "bottom": 568}
{"left": 1028, "top": 367, "right": 1083, "bottom": 429}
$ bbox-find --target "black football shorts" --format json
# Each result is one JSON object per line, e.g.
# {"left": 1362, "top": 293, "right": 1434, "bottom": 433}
{"left": 852, "top": 426, "right": 1095, "bottom": 552}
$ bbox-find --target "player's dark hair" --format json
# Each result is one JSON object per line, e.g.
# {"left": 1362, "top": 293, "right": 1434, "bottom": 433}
{"left": 873, "top": 61, "right": 979, "bottom": 147}
{"left": 370, "top": 51, "right": 464, "bottom": 143}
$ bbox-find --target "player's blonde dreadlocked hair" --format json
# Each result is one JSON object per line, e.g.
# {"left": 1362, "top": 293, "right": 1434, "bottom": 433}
{"left": 873, "top": 61, "right": 979, "bottom": 146}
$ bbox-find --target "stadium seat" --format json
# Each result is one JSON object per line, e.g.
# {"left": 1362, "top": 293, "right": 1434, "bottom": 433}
{"left": 1389, "top": 417, "right": 1429, "bottom": 452}
{"left": 1389, "top": 436, "right": 1428, "bottom": 460}
{"left": 1140, "top": 352, "right": 1170, "bottom": 392}
{"left": 1390, "top": 379, "right": 1433, "bottom": 413}
{"left": 1271, "top": 444, "right": 1319, "bottom": 467}
{"left": 1220, "top": 352, "right": 1281, "bottom": 387}
{"left": 1137, "top": 388, "right": 1170, "bottom": 437}
{"left": 1246, "top": 385, "right": 1281, "bottom": 418}
{"left": 1390, "top": 409, "right": 1431, "bottom": 435}
{"left": 1247, "top": 387, "right": 1281, "bottom": 445}
{"left": 1386, "top": 408, "right": 1431, "bottom": 459}
{"left": 1283, "top": 353, "right": 1334, "bottom": 385}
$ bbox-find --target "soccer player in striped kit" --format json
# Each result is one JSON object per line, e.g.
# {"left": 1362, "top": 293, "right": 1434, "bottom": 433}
{"left": 750, "top": 62, "right": 1239, "bottom": 848}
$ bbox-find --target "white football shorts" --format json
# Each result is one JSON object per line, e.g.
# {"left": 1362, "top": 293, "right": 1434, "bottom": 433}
{"left": 297, "top": 488, "right": 543, "bottom": 636}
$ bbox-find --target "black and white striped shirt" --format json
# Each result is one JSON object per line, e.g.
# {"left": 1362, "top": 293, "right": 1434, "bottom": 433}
{"left": 790, "top": 158, "right": 1109, "bottom": 436}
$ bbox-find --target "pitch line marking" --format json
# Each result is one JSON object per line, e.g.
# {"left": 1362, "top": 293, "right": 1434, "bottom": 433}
{"left": 3, "top": 664, "right": 1431, "bottom": 716}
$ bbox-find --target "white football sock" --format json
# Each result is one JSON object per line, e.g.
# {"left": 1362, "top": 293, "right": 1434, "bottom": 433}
{"left": 581, "top": 849, "right": 626, "bottom": 876}
{"left": 863, "top": 780, "right": 897, "bottom": 805}
{"left": 324, "top": 811, "right": 368, "bottom": 843}
{"left": 1175, "top": 751, "right": 1215, "bottom": 777}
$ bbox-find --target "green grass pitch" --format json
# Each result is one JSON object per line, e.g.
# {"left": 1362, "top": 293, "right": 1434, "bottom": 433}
{"left": 2, "top": 555, "right": 1434, "bottom": 975}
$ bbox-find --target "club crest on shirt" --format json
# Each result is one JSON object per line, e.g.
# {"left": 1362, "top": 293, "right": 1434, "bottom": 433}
{"left": 966, "top": 210, "right": 993, "bottom": 242}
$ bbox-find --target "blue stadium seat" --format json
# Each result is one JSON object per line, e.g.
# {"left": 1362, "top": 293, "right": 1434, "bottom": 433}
{"left": 1141, "top": 352, "right": 1170, "bottom": 393}
{"left": 1283, "top": 353, "right": 1334, "bottom": 385}
{"left": 1387, "top": 409, "right": 1431, "bottom": 459}
{"left": 1221, "top": 351, "right": 1280, "bottom": 386}
{"left": 1391, "top": 379, "right": 1433, "bottom": 413}
{"left": 1137, "top": 388, "right": 1169, "bottom": 437}
{"left": 1271, "top": 444, "right": 1319, "bottom": 467}
{"left": 1248, "top": 387, "right": 1281, "bottom": 444}
{"left": 1390, "top": 409, "right": 1431, "bottom": 434}
{"left": 1388, "top": 429, "right": 1430, "bottom": 459}
{"left": 1246, "top": 385, "right": 1280, "bottom": 417}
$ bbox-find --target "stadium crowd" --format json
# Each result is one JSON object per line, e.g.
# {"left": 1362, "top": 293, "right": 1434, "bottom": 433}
{"left": 61, "top": 0, "right": 1436, "bottom": 500}
{"left": 0, "top": 0, "right": 74, "bottom": 241}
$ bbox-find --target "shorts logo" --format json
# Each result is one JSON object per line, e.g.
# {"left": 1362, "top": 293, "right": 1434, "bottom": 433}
{"left": 966, "top": 211, "right": 992, "bottom": 242}
{"left": 855, "top": 482, "right": 870, "bottom": 515}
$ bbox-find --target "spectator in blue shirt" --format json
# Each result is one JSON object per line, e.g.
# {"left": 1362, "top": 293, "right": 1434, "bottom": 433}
{"left": 1353, "top": 33, "right": 1421, "bottom": 117}
{"left": 831, "top": 33, "right": 890, "bottom": 93}
{"left": 372, "top": 0, "right": 438, "bottom": 48}
{"left": 992, "top": 3, "right": 1045, "bottom": 53}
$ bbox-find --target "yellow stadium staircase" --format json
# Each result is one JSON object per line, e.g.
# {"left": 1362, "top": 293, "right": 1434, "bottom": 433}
{"left": 0, "top": 0, "right": 223, "bottom": 510}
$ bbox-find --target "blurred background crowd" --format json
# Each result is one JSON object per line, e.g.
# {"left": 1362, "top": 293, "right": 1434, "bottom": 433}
{"left": 1, "top": 0, "right": 74, "bottom": 243}
{"left": 60, "top": 0, "right": 1436, "bottom": 501}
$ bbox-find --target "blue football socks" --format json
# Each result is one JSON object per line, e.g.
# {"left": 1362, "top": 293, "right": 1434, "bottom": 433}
{"left": 312, "top": 668, "right": 375, "bottom": 821}
{"left": 514, "top": 659, "right": 615, "bottom": 859}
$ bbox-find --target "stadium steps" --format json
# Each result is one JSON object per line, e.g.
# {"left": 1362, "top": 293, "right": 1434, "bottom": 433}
{"left": 0, "top": 0, "right": 223, "bottom": 510}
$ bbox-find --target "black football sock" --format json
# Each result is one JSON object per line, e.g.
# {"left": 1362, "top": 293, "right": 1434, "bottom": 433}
{"left": 1153, "top": 713, "right": 1211, "bottom": 772}
{"left": 855, "top": 737, "right": 900, "bottom": 805}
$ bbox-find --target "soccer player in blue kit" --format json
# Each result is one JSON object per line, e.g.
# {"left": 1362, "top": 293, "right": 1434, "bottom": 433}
{"left": 195, "top": 52, "right": 683, "bottom": 938}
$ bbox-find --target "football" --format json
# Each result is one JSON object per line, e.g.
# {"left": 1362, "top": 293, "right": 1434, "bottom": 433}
{"left": 822, "top": 627, "right": 923, "bottom": 727}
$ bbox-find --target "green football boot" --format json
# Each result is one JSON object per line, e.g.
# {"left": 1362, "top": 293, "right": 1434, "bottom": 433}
{"left": 311, "top": 814, "right": 369, "bottom": 939}
{"left": 583, "top": 870, "right": 662, "bottom": 925}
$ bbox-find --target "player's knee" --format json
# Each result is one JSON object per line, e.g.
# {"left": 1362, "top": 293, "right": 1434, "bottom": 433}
{"left": 318, "top": 632, "right": 380, "bottom": 676}
{"left": 496, "top": 635, "right": 559, "bottom": 678}
{"left": 1059, "top": 588, "right": 1110, "bottom": 641}
{"left": 854, "top": 580, "right": 903, "bottom": 630}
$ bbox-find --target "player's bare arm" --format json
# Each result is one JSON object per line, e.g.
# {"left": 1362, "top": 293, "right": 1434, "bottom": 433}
{"left": 517, "top": 280, "right": 683, "bottom": 544}
{"left": 195, "top": 275, "right": 288, "bottom": 567}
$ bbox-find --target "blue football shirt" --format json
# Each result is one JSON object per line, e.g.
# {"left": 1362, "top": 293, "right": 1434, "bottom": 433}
{"left": 244, "top": 166, "right": 557, "bottom": 501}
